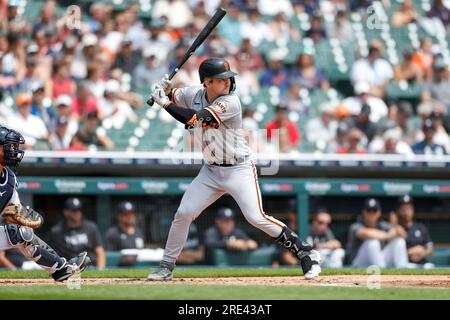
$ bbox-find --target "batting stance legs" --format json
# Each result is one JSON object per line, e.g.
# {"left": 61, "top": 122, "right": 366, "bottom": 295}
{"left": 149, "top": 162, "right": 321, "bottom": 281}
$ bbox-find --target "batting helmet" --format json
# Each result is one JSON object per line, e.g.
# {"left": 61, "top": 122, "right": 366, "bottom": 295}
{"left": 0, "top": 126, "right": 25, "bottom": 172}
{"left": 199, "top": 57, "right": 237, "bottom": 92}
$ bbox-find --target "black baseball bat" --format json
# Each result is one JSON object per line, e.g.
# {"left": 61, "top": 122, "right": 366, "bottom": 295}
{"left": 146, "top": 7, "right": 227, "bottom": 107}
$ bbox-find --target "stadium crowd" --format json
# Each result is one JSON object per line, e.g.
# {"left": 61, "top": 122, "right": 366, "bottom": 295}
{"left": 0, "top": 0, "right": 450, "bottom": 154}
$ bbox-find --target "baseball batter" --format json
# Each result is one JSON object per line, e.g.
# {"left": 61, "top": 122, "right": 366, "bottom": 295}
{"left": 0, "top": 126, "right": 90, "bottom": 281}
{"left": 147, "top": 58, "right": 321, "bottom": 280}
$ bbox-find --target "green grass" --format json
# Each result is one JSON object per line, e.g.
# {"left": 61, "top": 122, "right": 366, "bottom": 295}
{"left": 0, "top": 268, "right": 448, "bottom": 299}
{"left": 0, "top": 284, "right": 448, "bottom": 300}
{"left": 0, "top": 267, "right": 448, "bottom": 279}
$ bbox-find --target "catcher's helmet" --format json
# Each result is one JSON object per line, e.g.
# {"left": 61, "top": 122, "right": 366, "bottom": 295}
{"left": 199, "top": 57, "right": 237, "bottom": 92}
{"left": 0, "top": 126, "right": 25, "bottom": 172}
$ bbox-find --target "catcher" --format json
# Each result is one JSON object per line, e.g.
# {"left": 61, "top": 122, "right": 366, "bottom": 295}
{"left": 0, "top": 126, "right": 90, "bottom": 281}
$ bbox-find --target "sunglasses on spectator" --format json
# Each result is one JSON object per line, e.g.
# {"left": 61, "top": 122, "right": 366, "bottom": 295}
{"left": 316, "top": 220, "right": 330, "bottom": 225}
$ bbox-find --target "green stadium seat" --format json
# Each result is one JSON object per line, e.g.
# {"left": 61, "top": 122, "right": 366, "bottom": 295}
{"left": 429, "top": 248, "right": 450, "bottom": 266}
{"left": 213, "top": 247, "right": 277, "bottom": 266}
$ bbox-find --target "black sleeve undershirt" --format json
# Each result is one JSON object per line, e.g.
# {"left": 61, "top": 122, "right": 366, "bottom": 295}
{"left": 164, "top": 103, "right": 197, "bottom": 124}
{"left": 164, "top": 103, "right": 218, "bottom": 128}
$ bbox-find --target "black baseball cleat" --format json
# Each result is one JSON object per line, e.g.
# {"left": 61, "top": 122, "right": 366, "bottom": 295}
{"left": 52, "top": 252, "right": 91, "bottom": 282}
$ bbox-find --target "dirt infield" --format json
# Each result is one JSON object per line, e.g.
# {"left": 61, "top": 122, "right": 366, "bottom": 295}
{"left": 0, "top": 275, "right": 448, "bottom": 288}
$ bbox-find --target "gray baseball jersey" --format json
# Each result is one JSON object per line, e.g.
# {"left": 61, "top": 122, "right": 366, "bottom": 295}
{"left": 172, "top": 86, "right": 251, "bottom": 164}
{"left": 161, "top": 86, "right": 285, "bottom": 264}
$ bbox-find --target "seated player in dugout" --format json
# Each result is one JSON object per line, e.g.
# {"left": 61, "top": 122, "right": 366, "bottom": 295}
{"left": 393, "top": 195, "right": 434, "bottom": 268}
{"left": 203, "top": 207, "right": 258, "bottom": 264}
{"left": 147, "top": 57, "right": 321, "bottom": 281}
{"left": 46, "top": 197, "right": 106, "bottom": 269}
{"left": 0, "top": 126, "right": 90, "bottom": 281}
{"left": 105, "top": 201, "right": 145, "bottom": 251}
{"left": 347, "top": 198, "right": 409, "bottom": 268}
{"left": 275, "top": 205, "right": 344, "bottom": 268}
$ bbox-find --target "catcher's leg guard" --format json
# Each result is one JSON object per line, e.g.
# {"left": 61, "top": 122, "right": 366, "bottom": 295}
{"left": 16, "top": 233, "right": 66, "bottom": 273}
{"left": 4, "top": 224, "right": 34, "bottom": 246}
{"left": 273, "top": 226, "right": 321, "bottom": 279}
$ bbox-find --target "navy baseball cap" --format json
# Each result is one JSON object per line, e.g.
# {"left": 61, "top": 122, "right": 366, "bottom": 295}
{"left": 64, "top": 197, "right": 82, "bottom": 211}
{"left": 117, "top": 201, "right": 135, "bottom": 214}
{"left": 398, "top": 195, "right": 413, "bottom": 206}
{"left": 364, "top": 198, "right": 381, "bottom": 211}
{"left": 217, "top": 207, "right": 235, "bottom": 219}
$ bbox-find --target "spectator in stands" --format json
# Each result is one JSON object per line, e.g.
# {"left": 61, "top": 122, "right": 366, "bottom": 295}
{"left": 328, "top": 9, "right": 354, "bottom": 44}
{"left": 347, "top": 198, "right": 409, "bottom": 268}
{"left": 112, "top": 36, "right": 141, "bottom": 75}
{"left": 51, "top": 60, "right": 76, "bottom": 99}
{"left": 259, "top": 48, "right": 290, "bottom": 91}
{"left": 266, "top": 104, "right": 301, "bottom": 149}
{"left": 422, "top": 58, "right": 450, "bottom": 110}
{"left": 70, "top": 33, "right": 99, "bottom": 80}
{"left": 350, "top": 45, "right": 394, "bottom": 97}
{"left": 427, "top": 0, "right": 450, "bottom": 27}
{"left": 411, "top": 118, "right": 447, "bottom": 155}
{"left": 336, "top": 127, "right": 367, "bottom": 154}
{"left": 285, "top": 82, "right": 307, "bottom": 115}
{"left": 46, "top": 197, "right": 106, "bottom": 268}
{"left": 178, "top": 223, "right": 205, "bottom": 265}
{"left": 412, "top": 38, "right": 434, "bottom": 80}
{"left": 348, "top": 103, "right": 379, "bottom": 143}
{"left": 394, "top": 49, "right": 424, "bottom": 83}
{"left": 392, "top": 0, "right": 420, "bottom": 27}
{"left": 305, "top": 102, "right": 338, "bottom": 152}
{"left": 204, "top": 208, "right": 258, "bottom": 264}
{"left": 305, "top": 15, "right": 327, "bottom": 44}
{"left": 1, "top": 0, "right": 31, "bottom": 34}
{"left": 133, "top": 47, "right": 166, "bottom": 89}
{"left": 76, "top": 111, "right": 114, "bottom": 150}
{"left": 267, "top": 12, "right": 301, "bottom": 44}
{"left": 307, "top": 209, "right": 345, "bottom": 268}
{"left": 217, "top": 3, "right": 242, "bottom": 49}
{"left": 53, "top": 95, "right": 78, "bottom": 136}
{"left": 99, "top": 79, "right": 138, "bottom": 128}
{"left": 290, "top": 49, "right": 330, "bottom": 91}
{"left": 105, "top": 201, "right": 145, "bottom": 251}
{"left": 71, "top": 81, "right": 100, "bottom": 120}
{"left": 342, "top": 81, "right": 388, "bottom": 123}
{"left": 429, "top": 111, "right": 450, "bottom": 153}
{"left": 369, "top": 127, "right": 414, "bottom": 155}
{"left": 30, "top": 80, "right": 54, "bottom": 128}
{"left": 395, "top": 101, "right": 417, "bottom": 145}
{"left": 233, "top": 37, "right": 265, "bottom": 72}
{"left": 234, "top": 57, "right": 261, "bottom": 97}
{"left": 48, "top": 115, "right": 73, "bottom": 150}
{"left": 67, "top": 132, "right": 88, "bottom": 151}
{"left": 7, "top": 92, "right": 48, "bottom": 149}
{"left": 327, "top": 121, "right": 349, "bottom": 153}
{"left": 240, "top": 9, "right": 272, "bottom": 47}
{"left": 84, "top": 63, "right": 105, "bottom": 100}
{"left": 393, "top": 195, "right": 434, "bottom": 268}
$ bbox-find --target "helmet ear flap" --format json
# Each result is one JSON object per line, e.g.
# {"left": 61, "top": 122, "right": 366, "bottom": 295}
{"left": 229, "top": 77, "right": 236, "bottom": 93}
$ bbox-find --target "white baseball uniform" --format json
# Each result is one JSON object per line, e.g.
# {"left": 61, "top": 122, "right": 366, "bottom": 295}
{"left": 161, "top": 86, "right": 286, "bottom": 264}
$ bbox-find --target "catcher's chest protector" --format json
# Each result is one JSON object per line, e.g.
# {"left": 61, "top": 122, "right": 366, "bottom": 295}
{"left": 0, "top": 167, "right": 16, "bottom": 213}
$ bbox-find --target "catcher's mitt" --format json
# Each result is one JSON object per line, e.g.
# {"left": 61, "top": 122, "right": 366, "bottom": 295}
{"left": 2, "top": 204, "right": 43, "bottom": 229}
